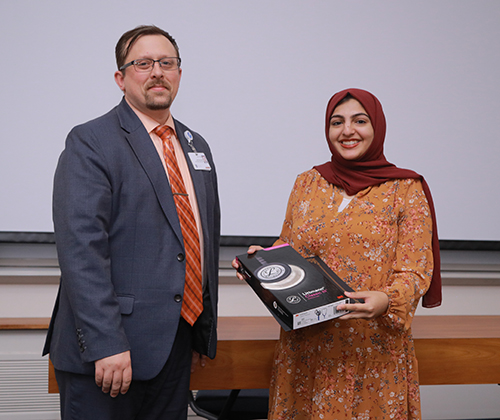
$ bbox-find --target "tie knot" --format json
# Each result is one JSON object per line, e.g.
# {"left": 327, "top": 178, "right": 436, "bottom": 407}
{"left": 154, "top": 125, "right": 175, "bottom": 142}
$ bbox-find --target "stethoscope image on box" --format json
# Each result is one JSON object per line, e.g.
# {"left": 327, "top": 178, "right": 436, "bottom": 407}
{"left": 315, "top": 308, "right": 328, "bottom": 320}
{"left": 255, "top": 262, "right": 305, "bottom": 290}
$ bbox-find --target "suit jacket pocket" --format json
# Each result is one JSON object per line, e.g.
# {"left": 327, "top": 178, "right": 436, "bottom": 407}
{"left": 117, "top": 294, "right": 135, "bottom": 315}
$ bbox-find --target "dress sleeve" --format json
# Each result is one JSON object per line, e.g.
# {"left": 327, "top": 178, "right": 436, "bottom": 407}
{"left": 274, "top": 175, "right": 303, "bottom": 247}
{"left": 380, "top": 179, "right": 434, "bottom": 331}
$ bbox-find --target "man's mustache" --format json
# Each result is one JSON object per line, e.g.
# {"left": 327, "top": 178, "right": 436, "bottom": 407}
{"left": 146, "top": 81, "right": 170, "bottom": 90}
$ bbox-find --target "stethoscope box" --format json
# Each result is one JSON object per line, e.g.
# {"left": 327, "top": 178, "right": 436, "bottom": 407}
{"left": 236, "top": 243, "right": 358, "bottom": 331}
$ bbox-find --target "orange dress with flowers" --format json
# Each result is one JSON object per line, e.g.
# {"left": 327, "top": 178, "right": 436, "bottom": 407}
{"left": 268, "top": 169, "right": 433, "bottom": 420}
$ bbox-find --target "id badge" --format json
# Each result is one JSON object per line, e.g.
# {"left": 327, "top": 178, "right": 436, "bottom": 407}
{"left": 188, "top": 152, "right": 212, "bottom": 171}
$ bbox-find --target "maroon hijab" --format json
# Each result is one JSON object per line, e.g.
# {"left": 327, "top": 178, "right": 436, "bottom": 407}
{"left": 314, "top": 88, "right": 441, "bottom": 308}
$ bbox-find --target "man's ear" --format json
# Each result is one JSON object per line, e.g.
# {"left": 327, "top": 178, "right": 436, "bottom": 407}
{"left": 114, "top": 70, "right": 125, "bottom": 93}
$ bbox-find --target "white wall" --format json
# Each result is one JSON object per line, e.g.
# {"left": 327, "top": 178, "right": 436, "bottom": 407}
{"left": 2, "top": 280, "right": 500, "bottom": 319}
{"left": 1, "top": 0, "right": 500, "bottom": 240}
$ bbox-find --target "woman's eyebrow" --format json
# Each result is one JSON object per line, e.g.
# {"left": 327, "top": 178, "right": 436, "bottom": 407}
{"left": 330, "top": 112, "right": 370, "bottom": 120}
{"left": 330, "top": 114, "right": 344, "bottom": 120}
{"left": 352, "top": 112, "right": 370, "bottom": 119}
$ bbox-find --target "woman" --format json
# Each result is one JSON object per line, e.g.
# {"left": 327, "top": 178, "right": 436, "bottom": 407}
{"left": 234, "top": 88, "right": 441, "bottom": 419}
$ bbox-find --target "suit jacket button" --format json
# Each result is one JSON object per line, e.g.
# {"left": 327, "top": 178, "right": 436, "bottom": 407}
{"left": 177, "top": 253, "right": 185, "bottom": 262}
{"left": 174, "top": 294, "right": 182, "bottom": 303}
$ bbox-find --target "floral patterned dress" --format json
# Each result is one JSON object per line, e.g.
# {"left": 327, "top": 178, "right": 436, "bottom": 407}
{"left": 268, "top": 169, "right": 434, "bottom": 420}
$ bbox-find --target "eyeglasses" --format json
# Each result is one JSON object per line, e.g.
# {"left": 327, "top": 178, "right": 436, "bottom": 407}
{"left": 119, "top": 57, "right": 181, "bottom": 72}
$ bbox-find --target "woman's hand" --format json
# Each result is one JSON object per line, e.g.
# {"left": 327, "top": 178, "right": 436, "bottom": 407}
{"left": 337, "top": 291, "right": 389, "bottom": 320}
{"left": 231, "top": 245, "right": 263, "bottom": 281}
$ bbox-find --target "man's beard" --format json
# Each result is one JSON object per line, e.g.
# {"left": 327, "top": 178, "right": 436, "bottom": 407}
{"left": 145, "top": 82, "right": 173, "bottom": 110}
{"left": 145, "top": 92, "right": 173, "bottom": 110}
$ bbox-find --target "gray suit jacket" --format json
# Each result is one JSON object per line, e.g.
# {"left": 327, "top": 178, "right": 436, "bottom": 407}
{"left": 43, "top": 98, "right": 220, "bottom": 381}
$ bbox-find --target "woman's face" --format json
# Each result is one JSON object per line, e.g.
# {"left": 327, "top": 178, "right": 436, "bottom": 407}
{"left": 328, "top": 98, "right": 375, "bottom": 161}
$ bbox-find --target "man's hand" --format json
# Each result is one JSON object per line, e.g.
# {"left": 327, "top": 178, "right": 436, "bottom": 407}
{"left": 337, "top": 291, "right": 389, "bottom": 320}
{"left": 95, "top": 350, "right": 132, "bottom": 397}
{"left": 191, "top": 351, "right": 207, "bottom": 373}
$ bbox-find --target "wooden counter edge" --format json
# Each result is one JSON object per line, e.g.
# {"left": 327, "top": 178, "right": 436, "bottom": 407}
{"left": 0, "top": 317, "right": 50, "bottom": 330}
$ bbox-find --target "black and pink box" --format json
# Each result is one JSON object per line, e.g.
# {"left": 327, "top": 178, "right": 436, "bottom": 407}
{"left": 236, "top": 244, "right": 358, "bottom": 331}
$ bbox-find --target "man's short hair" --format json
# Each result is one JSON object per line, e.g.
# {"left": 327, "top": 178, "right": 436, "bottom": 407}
{"left": 115, "top": 25, "right": 180, "bottom": 70}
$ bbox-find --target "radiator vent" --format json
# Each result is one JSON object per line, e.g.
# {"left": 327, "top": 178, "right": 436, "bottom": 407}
{"left": 0, "top": 360, "right": 59, "bottom": 414}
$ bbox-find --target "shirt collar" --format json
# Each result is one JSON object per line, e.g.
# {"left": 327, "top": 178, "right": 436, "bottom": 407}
{"left": 125, "top": 98, "right": 176, "bottom": 135}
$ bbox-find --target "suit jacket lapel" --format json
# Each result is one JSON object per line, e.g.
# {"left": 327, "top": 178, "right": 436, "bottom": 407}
{"left": 174, "top": 120, "right": 208, "bottom": 240}
{"left": 116, "top": 99, "right": 184, "bottom": 246}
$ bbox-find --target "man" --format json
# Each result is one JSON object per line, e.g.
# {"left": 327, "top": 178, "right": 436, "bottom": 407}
{"left": 43, "top": 25, "right": 220, "bottom": 419}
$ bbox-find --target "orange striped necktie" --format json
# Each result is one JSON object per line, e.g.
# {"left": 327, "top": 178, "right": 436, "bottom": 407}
{"left": 154, "top": 125, "right": 203, "bottom": 326}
